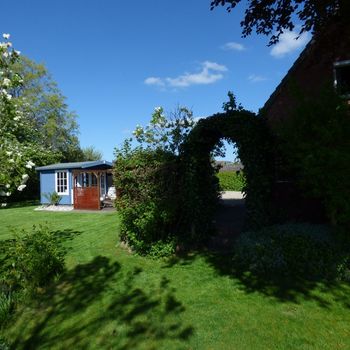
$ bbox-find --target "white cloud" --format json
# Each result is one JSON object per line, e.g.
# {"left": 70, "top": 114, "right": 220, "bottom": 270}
{"left": 222, "top": 42, "right": 245, "bottom": 51}
{"left": 202, "top": 61, "right": 227, "bottom": 72}
{"left": 270, "top": 30, "right": 310, "bottom": 58}
{"left": 248, "top": 74, "right": 267, "bottom": 83}
{"left": 144, "top": 61, "right": 228, "bottom": 88}
{"left": 144, "top": 77, "right": 165, "bottom": 86}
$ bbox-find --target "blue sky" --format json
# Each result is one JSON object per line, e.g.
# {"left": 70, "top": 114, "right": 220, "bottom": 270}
{"left": 2, "top": 0, "right": 310, "bottom": 161}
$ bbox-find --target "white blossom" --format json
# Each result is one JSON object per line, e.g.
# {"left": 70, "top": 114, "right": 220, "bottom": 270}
{"left": 17, "top": 184, "right": 26, "bottom": 191}
{"left": 1, "top": 89, "right": 11, "bottom": 99}
{"left": 1, "top": 203, "right": 7, "bottom": 207}
{"left": 2, "top": 78, "right": 11, "bottom": 87}
{"left": 5, "top": 184, "right": 10, "bottom": 188}
{"left": 6, "top": 192, "right": 11, "bottom": 196}
{"left": 25, "top": 160, "right": 35, "bottom": 169}
{"left": 21, "top": 174, "right": 29, "bottom": 183}
{"left": 2, "top": 33, "right": 10, "bottom": 39}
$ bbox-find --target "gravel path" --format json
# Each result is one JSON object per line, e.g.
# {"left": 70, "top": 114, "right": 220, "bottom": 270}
{"left": 209, "top": 191, "right": 246, "bottom": 252}
{"left": 220, "top": 191, "right": 245, "bottom": 200}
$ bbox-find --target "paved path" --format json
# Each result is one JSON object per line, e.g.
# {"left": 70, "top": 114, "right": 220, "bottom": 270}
{"left": 209, "top": 191, "right": 246, "bottom": 252}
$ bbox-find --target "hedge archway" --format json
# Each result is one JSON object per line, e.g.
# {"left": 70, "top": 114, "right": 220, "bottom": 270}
{"left": 179, "top": 110, "right": 274, "bottom": 240}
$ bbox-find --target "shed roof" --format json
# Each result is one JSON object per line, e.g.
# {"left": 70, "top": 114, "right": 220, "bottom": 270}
{"left": 36, "top": 160, "right": 113, "bottom": 171}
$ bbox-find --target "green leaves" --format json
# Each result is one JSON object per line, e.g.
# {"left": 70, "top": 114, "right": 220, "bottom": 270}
{"left": 181, "top": 102, "right": 274, "bottom": 233}
{"left": 217, "top": 171, "right": 245, "bottom": 191}
{"left": 13, "top": 56, "right": 82, "bottom": 162}
{"left": 114, "top": 94, "right": 275, "bottom": 254}
{"left": 0, "top": 34, "right": 37, "bottom": 202}
{"left": 210, "top": 0, "right": 348, "bottom": 46}
{"left": 132, "top": 106, "right": 195, "bottom": 154}
{"left": 1, "top": 35, "right": 82, "bottom": 204}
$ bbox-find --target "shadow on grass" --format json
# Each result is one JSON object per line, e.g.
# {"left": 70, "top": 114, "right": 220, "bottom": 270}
{"left": 52, "top": 228, "right": 82, "bottom": 254}
{"left": 9, "top": 256, "right": 193, "bottom": 350}
{"left": 164, "top": 250, "right": 350, "bottom": 309}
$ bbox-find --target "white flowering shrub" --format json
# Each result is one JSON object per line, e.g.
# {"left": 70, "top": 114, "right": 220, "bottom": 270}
{"left": 0, "top": 34, "right": 37, "bottom": 205}
{"left": 132, "top": 106, "right": 195, "bottom": 154}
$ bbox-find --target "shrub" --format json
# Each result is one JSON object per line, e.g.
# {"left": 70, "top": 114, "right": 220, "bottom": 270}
{"left": 0, "top": 336, "right": 9, "bottom": 350}
{"left": 43, "top": 191, "right": 62, "bottom": 205}
{"left": 114, "top": 144, "right": 180, "bottom": 256}
{"left": 4, "top": 225, "right": 65, "bottom": 290}
{"left": 0, "top": 291, "right": 15, "bottom": 327}
{"left": 217, "top": 171, "right": 245, "bottom": 191}
{"left": 0, "top": 226, "right": 65, "bottom": 330}
{"left": 234, "top": 223, "right": 348, "bottom": 280}
{"left": 114, "top": 106, "right": 195, "bottom": 257}
{"left": 149, "top": 240, "right": 176, "bottom": 258}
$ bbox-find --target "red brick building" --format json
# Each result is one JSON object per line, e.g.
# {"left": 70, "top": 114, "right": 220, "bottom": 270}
{"left": 262, "top": 20, "right": 350, "bottom": 222}
{"left": 263, "top": 21, "right": 350, "bottom": 125}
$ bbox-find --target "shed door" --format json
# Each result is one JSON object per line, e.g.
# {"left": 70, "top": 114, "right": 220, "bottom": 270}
{"left": 73, "top": 173, "right": 100, "bottom": 210}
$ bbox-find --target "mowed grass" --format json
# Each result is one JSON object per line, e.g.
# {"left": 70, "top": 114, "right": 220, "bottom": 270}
{"left": 1, "top": 206, "right": 350, "bottom": 349}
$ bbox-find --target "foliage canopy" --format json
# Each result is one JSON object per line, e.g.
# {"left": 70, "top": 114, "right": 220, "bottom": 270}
{"left": 180, "top": 106, "right": 274, "bottom": 234}
{"left": 1, "top": 34, "right": 85, "bottom": 203}
{"left": 81, "top": 146, "right": 103, "bottom": 161}
{"left": 12, "top": 56, "right": 83, "bottom": 162}
{"left": 210, "top": 0, "right": 349, "bottom": 45}
{"left": 114, "top": 96, "right": 275, "bottom": 256}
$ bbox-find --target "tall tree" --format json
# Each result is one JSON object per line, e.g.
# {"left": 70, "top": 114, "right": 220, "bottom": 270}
{"left": 81, "top": 146, "right": 103, "bottom": 161}
{"left": 11, "top": 57, "right": 83, "bottom": 162}
{"left": 1, "top": 34, "right": 56, "bottom": 203}
{"left": 210, "top": 0, "right": 349, "bottom": 45}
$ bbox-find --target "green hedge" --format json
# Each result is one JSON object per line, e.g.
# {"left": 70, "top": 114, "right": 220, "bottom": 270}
{"left": 114, "top": 146, "right": 180, "bottom": 256}
{"left": 217, "top": 171, "right": 245, "bottom": 191}
{"left": 180, "top": 110, "right": 274, "bottom": 232}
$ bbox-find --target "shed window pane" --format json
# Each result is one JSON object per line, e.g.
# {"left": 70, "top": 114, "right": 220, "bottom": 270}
{"left": 56, "top": 171, "right": 68, "bottom": 194}
{"left": 91, "top": 174, "right": 97, "bottom": 186}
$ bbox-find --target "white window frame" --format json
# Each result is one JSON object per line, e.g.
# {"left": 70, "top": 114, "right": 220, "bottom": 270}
{"left": 334, "top": 60, "right": 350, "bottom": 99}
{"left": 55, "top": 170, "right": 69, "bottom": 195}
{"left": 100, "top": 174, "right": 106, "bottom": 195}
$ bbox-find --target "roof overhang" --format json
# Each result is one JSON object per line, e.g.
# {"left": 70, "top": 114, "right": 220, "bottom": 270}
{"left": 36, "top": 160, "right": 113, "bottom": 171}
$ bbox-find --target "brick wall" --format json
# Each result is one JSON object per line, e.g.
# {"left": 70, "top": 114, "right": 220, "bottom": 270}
{"left": 264, "top": 21, "right": 350, "bottom": 125}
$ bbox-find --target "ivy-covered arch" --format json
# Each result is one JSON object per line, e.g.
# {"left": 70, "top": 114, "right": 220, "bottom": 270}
{"left": 179, "top": 110, "right": 274, "bottom": 240}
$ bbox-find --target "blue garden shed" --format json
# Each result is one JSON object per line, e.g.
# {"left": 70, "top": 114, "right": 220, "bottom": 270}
{"left": 36, "top": 160, "right": 113, "bottom": 210}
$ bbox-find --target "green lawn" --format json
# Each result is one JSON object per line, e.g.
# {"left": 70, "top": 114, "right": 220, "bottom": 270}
{"left": 1, "top": 206, "right": 350, "bottom": 349}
